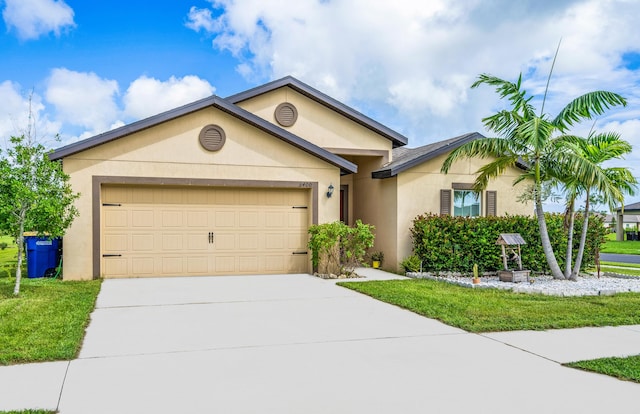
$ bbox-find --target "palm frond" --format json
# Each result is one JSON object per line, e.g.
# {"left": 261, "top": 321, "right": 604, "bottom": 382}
{"left": 441, "top": 137, "right": 515, "bottom": 173}
{"left": 553, "top": 91, "right": 627, "bottom": 130}
{"left": 472, "top": 155, "right": 520, "bottom": 191}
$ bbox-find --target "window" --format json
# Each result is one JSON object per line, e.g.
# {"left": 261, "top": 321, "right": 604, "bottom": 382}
{"left": 453, "top": 190, "right": 481, "bottom": 217}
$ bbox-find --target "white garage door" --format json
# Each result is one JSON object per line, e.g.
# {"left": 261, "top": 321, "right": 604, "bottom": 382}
{"left": 101, "top": 185, "right": 310, "bottom": 278}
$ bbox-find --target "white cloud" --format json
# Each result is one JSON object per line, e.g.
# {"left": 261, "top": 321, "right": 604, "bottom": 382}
{"left": 188, "top": 0, "right": 640, "bottom": 146}
{"left": 2, "top": 0, "right": 75, "bottom": 40}
{"left": 185, "top": 6, "right": 218, "bottom": 33}
{"left": 0, "top": 81, "right": 61, "bottom": 147}
{"left": 123, "top": 75, "right": 216, "bottom": 120}
{"left": 45, "top": 68, "right": 120, "bottom": 134}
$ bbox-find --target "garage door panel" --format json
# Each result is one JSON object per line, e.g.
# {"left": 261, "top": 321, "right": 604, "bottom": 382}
{"left": 187, "top": 234, "right": 208, "bottom": 250}
{"left": 131, "top": 234, "right": 154, "bottom": 251}
{"left": 132, "top": 257, "right": 155, "bottom": 275}
{"left": 238, "top": 256, "right": 259, "bottom": 272}
{"left": 187, "top": 211, "right": 208, "bottom": 227}
{"left": 215, "top": 211, "right": 235, "bottom": 227}
{"left": 162, "top": 257, "right": 184, "bottom": 274}
{"left": 265, "top": 211, "right": 285, "bottom": 227}
{"left": 215, "top": 233, "right": 236, "bottom": 250}
{"left": 238, "top": 211, "right": 259, "bottom": 227}
{"left": 288, "top": 211, "right": 307, "bottom": 228}
{"left": 215, "top": 256, "right": 235, "bottom": 273}
{"left": 131, "top": 210, "right": 154, "bottom": 227}
{"left": 186, "top": 256, "right": 208, "bottom": 273}
{"left": 238, "top": 234, "right": 258, "bottom": 250}
{"left": 162, "top": 234, "right": 184, "bottom": 251}
{"left": 103, "top": 257, "right": 128, "bottom": 277}
{"left": 288, "top": 233, "right": 307, "bottom": 249}
{"left": 104, "top": 234, "right": 128, "bottom": 252}
{"left": 265, "top": 233, "right": 285, "bottom": 249}
{"left": 265, "top": 256, "right": 284, "bottom": 272}
{"left": 104, "top": 210, "right": 128, "bottom": 228}
{"left": 102, "top": 185, "right": 310, "bottom": 278}
{"left": 161, "top": 210, "right": 184, "bottom": 227}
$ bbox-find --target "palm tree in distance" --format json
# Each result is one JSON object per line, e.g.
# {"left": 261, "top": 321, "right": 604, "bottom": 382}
{"left": 441, "top": 52, "right": 627, "bottom": 279}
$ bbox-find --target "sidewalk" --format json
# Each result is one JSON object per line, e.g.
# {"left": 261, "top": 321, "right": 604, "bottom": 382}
{"left": 2, "top": 270, "right": 639, "bottom": 413}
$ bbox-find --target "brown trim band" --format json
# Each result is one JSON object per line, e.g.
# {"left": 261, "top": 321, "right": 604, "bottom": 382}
{"left": 92, "top": 175, "right": 319, "bottom": 279}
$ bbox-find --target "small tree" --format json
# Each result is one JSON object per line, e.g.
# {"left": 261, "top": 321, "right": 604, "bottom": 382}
{"left": 0, "top": 135, "right": 79, "bottom": 295}
{"left": 308, "top": 220, "right": 375, "bottom": 275}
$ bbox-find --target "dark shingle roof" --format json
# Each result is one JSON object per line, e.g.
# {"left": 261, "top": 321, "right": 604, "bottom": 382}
{"left": 49, "top": 94, "right": 357, "bottom": 175}
{"left": 617, "top": 202, "right": 640, "bottom": 212}
{"left": 226, "top": 76, "right": 409, "bottom": 148}
{"left": 372, "top": 132, "right": 482, "bottom": 179}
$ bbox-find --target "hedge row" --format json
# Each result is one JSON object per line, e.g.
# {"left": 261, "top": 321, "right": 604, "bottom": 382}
{"left": 410, "top": 213, "right": 606, "bottom": 273}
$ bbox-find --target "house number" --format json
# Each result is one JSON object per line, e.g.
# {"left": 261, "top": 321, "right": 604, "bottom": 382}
{"left": 299, "top": 182, "right": 313, "bottom": 188}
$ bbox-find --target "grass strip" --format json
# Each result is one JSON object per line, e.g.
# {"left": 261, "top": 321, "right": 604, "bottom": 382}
{"left": 599, "top": 261, "right": 640, "bottom": 269}
{"left": 565, "top": 355, "right": 640, "bottom": 383}
{"left": 601, "top": 239, "right": 640, "bottom": 255}
{"left": 338, "top": 279, "right": 640, "bottom": 332}
{"left": 0, "top": 277, "right": 101, "bottom": 365}
{"left": 0, "top": 410, "right": 56, "bottom": 414}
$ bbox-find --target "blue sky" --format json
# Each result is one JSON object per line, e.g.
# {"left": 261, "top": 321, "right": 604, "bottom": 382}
{"left": 1, "top": 0, "right": 640, "bottom": 211}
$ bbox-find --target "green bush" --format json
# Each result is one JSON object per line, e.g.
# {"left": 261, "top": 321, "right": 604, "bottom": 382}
{"left": 400, "top": 255, "right": 422, "bottom": 273}
{"left": 410, "top": 213, "right": 606, "bottom": 273}
{"left": 0, "top": 242, "right": 7, "bottom": 250}
{"left": 308, "top": 220, "right": 375, "bottom": 275}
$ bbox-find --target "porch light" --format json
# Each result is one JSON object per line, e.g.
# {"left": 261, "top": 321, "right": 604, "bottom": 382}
{"left": 327, "top": 184, "right": 335, "bottom": 198}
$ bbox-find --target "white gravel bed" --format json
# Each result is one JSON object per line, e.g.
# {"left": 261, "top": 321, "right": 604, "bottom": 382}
{"left": 406, "top": 271, "right": 640, "bottom": 296}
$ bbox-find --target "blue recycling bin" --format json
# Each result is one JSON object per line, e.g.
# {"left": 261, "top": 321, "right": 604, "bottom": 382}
{"left": 25, "top": 236, "right": 61, "bottom": 278}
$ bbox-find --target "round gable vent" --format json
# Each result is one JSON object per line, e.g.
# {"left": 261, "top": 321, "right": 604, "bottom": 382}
{"left": 199, "top": 124, "right": 226, "bottom": 152}
{"left": 274, "top": 102, "right": 298, "bottom": 127}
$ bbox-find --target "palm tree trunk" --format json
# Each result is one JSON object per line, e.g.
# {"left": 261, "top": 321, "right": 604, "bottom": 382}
{"left": 571, "top": 191, "right": 590, "bottom": 280}
{"left": 535, "top": 199, "right": 565, "bottom": 279}
{"left": 564, "top": 201, "right": 575, "bottom": 279}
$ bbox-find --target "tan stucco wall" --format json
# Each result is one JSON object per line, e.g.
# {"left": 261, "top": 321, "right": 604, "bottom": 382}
{"left": 340, "top": 155, "right": 397, "bottom": 271}
{"left": 236, "top": 87, "right": 393, "bottom": 154}
{"left": 394, "top": 154, "right": 533, "bottom": 271}
{"left": 62, "top": 107, "right": 341, "bottom": 280}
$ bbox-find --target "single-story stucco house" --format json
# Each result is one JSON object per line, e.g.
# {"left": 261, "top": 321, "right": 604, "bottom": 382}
{"left": 50, "top": 76, "right": 531, "bottom": 280}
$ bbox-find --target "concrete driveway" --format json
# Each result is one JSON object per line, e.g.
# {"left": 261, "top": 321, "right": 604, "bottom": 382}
{"left": 5, "top": 271, "right": 640, "bottom": 413}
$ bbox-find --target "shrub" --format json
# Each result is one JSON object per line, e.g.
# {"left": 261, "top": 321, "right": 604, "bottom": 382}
{"left": 0, "top": 242, "right": 7, "bottom": 250}
{"left": 400, "top": 255, "right": 422, "bottom": 273}
{"left": 410, "top": 213, "right": 606, "bottom": 273}
{"left": 308, "top": 220, "right": 375, "bottom": 275}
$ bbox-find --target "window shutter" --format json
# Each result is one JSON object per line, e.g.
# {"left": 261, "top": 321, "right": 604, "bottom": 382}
{"left": 486, "top": 191, "right": 497, "bottom": 216}
{"left": 440, "top": 189, "right": 451, "bottom": 216}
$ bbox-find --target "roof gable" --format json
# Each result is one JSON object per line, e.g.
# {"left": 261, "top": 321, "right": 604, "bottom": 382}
{"left": 226, "top": 76, "right": 408, "bottom": 148}
{"left": 50, "top": 94, "right": 357, "bottom": 175}
{"left": 372, "top": 132, "right": 482, "bottom": 179}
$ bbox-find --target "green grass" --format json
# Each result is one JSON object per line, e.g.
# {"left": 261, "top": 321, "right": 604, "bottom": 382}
{"left": 600, "top": 261, "right": 640, "bottom": 269}
{"left": 601, "top": 233, "right": 640, "bottom": 254}
{"left": 0, "top": 277, "right": 101, "bottom": 365}
{"left": 565, "top": 355, "right": 640, "bottom": 383}
{"left": 0, "top": 411, "right": 56, "bottom": 414}
{"left": 338, "top": 279, "right": 640, "bottom": 332}
{"left": 0, "top": 237, "right": 101, "bottom": 365}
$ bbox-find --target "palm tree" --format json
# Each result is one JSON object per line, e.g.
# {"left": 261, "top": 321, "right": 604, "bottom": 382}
{"left": 441, "top": 73, "right": 626, "bottom": 279}
{"left": 560, "top": 132, "right": 636, "bottom": 279}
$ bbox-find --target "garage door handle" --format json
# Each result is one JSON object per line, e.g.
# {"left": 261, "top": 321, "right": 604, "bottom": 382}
{"left": 102, "top": 254, "right": 122, "bottom": 257}
{"left": 208, "top": 232, "right": 214, "bottom": 244}
{"left": 292, "top": 251, "right": 308, "bottom": 255}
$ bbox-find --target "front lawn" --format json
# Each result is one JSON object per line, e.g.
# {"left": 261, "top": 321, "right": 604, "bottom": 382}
{"left": 0, "top": 276, "right": 101, "bottom": 365}
{"left": 339, "top": 279, "right": 640, "bottom": 332}
{"left": 601, "top": 233, "right": 640, "bottom": 254}
{"left": 565, "top": 355, "right": 640, "bottom": 383}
